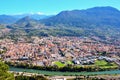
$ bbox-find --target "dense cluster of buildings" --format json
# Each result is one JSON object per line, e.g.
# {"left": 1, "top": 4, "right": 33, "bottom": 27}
{"left": 0, "top": 36, "right": 119, "bottom": 66}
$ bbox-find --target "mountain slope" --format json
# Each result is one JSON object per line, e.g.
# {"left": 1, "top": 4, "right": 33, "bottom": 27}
{"left": 0, "top": 15, "right": 18, "bottom": 24}
{"left": 9, "top": 16, "right": 45, "bottom": 29}
{"left": 41, "top": 6, "right": 120, "bottom": 28}
{"left": 0, "top": 14, "right": 51, "bottom": 25}
{"left": 15, "top": 16, "right": 36, "bottom": 27}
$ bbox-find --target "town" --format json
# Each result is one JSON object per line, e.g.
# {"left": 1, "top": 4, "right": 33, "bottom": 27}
{"left": 0, "top": 36, "right": 119, "bottom": 68}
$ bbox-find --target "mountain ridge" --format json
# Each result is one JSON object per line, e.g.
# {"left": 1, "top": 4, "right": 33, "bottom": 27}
{"left": 0, "top": 14, "right": 52, "bottom": 24}
{"left": 41, "top": 6, "right": 120, "bottom": 28}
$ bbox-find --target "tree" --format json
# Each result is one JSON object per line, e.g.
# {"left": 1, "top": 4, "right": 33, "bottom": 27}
{"left": 0, "top": 61, "right": 15, "bottom": 80}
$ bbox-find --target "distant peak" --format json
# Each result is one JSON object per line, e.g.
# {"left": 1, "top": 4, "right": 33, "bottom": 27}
{"left": 87, "top": 6, "right": 119, "bottom": 12}
{"left": 23, "top": 16, "right": 31, "bottom": 19}
{"left": 19, "top": 16, "right": 34, "bottom": 21}
{"left": 15, "top": 16, "right": 35, "bottom": 25}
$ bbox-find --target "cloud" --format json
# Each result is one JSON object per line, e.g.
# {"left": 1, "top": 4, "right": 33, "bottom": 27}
{"left": 36, "top": 12, "right": 44, "bottom": 15}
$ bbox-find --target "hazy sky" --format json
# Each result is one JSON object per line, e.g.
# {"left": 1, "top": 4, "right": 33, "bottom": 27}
{"left": 0, "top": 0, "right": 120, "bottom": 15}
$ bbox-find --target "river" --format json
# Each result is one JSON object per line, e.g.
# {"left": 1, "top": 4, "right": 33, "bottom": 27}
{"left": 10, "top": 67, "right": 120, "bottom": 76}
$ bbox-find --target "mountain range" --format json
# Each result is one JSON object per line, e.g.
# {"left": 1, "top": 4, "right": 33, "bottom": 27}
{"left": 41, "top": 6, "right": 120, "bottom": 28}
{"left": 0, "top": 14, "right": 51, "bottom": 24}
{"left": 0, "top": 6, "right": 120, "bottom": 40}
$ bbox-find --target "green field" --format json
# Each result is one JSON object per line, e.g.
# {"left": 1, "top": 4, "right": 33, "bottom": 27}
{"left": 54, "top": 61, "right": 65, "bottom": 67}
{"left": 53, "top": 60, "right": 118, "bottom": 69}
{"left": 66, "top": 61, "right": 74, "bottom": 65}
{"left": 94, "top": 60, "right": 118, "bottom": 69}
{"left": 53, "top": 61, "right": 74, "bottom": 67}
{"left": 95, "top": 60, "right": 108, "bottom": 66}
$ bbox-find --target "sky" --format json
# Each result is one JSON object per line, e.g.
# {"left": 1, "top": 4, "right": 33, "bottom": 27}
{"left": 0, "top": 0, "right": 120, "bottom": 15}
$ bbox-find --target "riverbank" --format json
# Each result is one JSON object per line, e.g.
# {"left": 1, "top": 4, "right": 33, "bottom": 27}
{"left": 9, "top": 71, "right": 120, "bottom": 80}
{"left": 49, "top": 75, "right": 120, "bottom": 80}
{"left": 10, "top": 67, "right": 120, "bottom": 76}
